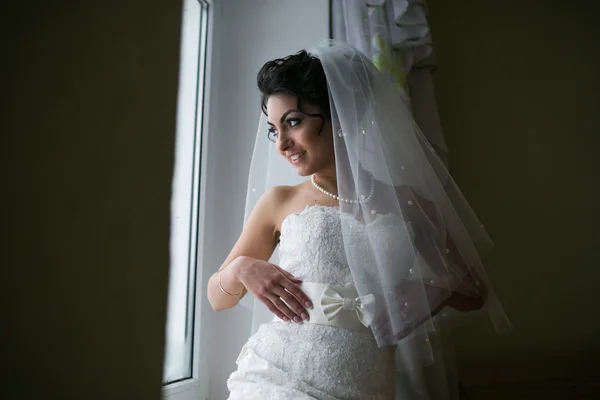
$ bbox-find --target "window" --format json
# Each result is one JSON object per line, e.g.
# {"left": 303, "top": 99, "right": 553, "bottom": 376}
{"left": 163, "top": 0, "right": 212, "bottom": 398}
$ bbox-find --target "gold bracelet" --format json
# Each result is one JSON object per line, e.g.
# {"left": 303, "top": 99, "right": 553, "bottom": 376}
{"left": 218, "top": 270, "right": 242, "bottom": 297}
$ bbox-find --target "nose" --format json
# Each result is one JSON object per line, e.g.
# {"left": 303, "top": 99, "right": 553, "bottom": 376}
{"left": 277, "top": 134, "right": 292, "bottom": 153}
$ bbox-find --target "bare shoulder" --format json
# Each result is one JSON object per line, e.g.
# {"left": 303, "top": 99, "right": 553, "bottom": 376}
{"left": 255, "top": 183, "right": 312, "bottom": 231}
{"left": 255, "top": 185, "right": 295, "bottom": 215}
{"left": 250, "top": 185, "right": 295, "bottom": 225}
{"left": 262, "top": 185, "right": 297, "bottom": 205}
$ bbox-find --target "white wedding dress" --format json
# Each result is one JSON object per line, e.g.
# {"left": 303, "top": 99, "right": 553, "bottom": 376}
{"left": 227, "top": 205, "right": 396, "bottom": 400}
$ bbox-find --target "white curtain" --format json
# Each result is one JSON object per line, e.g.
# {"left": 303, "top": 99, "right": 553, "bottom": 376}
{"left": 331, "top": 0, "right": 448, "bottom": 166}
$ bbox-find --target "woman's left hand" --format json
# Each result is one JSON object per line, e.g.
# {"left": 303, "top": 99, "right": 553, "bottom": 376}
{"left": 370, "top": 279, "right": 448, "bottom": 343}
{"left": 370, "top": 279, "right": 483, "bottom": 343}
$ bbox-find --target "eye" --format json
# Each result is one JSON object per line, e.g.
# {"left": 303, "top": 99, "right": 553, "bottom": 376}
{"left": 267, "top": 128, "right": 278, "bottom": 143}
{"left": 288, "top": 118, "right": 301, "bottom": 128}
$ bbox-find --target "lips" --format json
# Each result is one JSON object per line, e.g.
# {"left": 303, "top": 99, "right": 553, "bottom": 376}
{"left": 290, "top": 151, "right": 306, "bottom": 164}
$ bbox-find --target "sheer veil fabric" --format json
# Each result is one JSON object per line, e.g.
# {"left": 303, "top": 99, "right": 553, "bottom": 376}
{"left": 242, "top": 40, "right": 510, "bottom": 399}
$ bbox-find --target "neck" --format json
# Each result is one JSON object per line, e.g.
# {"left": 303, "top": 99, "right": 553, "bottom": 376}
{"left": 313, "top": 168, "right": 338, "bottom": 195}
{"left": 314, "top": 164, "right": 369, "bottom": 199}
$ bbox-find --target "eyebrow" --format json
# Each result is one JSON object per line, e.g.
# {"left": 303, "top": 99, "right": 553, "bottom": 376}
{"left": 267, "top": 109, "right": 300, "bottom": 126}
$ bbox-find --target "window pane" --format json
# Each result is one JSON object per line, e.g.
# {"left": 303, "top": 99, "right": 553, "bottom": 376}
{"left": 163, "top": 0, "right": 209, "bottom": 385}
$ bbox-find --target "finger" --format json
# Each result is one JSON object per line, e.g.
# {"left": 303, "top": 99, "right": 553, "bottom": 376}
{"left": 280, "top": 279, "right": 313, "bottom": 309}
{"left": 273, "top": 265, "right": 302, "bottom": 282}
{"left": 373, "top": 312, "right": 392, "bottom": 327}
{"left": 262, "top": 299, "right": 290, "bottom": 322}
{"left": 372, "top": 313, "right": 392, "bottom": 331}
{"left": 256, "top": 284, "right": 291, "bottom": 322}
{"left": 266, "top": 292, "right": 300, "bottom": 322}
{"left": 273, "top": 286, "right": 309, "bottom": 321}
{"left": 371, "top": 321, "right": 394, "bottom": 343}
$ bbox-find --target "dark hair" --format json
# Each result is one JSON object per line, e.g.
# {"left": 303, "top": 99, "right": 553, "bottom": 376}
{"left": 257, "top": 50, "right": 330, "bottom": 119}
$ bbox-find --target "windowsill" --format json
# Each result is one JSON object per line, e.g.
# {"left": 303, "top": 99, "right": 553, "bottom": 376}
{"left": 162, "top": 378, "right": 203, "bottom": 399}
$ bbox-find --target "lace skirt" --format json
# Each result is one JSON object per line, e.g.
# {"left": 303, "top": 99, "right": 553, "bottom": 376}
{"left": 227, "top": 321, "right": 395, "bottom": 400}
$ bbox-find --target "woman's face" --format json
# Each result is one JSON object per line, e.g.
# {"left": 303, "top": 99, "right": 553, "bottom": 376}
{"left": 266, "top": 93, "right": 334, "bottom": 177}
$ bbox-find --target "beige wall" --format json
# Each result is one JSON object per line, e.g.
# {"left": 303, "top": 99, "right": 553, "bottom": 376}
{"left": 4, "top": 1, "right": 181, "bottom": 398}
{"left": 429, "top": 0, "right": 600, "bottom": 386}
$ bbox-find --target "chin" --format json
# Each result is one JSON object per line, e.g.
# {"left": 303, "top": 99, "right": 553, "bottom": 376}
{"left": 294, "top": 163, "right": 317, "bottom": 177}
{"left": 295, "top": 169, "right": 311, "bottom": 177}
{"left": 290, "top": 161, "right": 312, "bottom": 177}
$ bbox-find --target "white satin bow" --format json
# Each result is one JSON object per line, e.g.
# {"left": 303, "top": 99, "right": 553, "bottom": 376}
{"left": 320, "top": 286, "right": 376, "bottom": 328}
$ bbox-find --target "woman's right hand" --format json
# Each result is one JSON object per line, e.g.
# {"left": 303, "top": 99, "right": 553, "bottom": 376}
{"left": 233, "top": 256, "right": 312, "bottom": 323}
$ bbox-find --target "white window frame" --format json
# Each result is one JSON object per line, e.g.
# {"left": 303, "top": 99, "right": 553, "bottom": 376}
{"left": 163, "top": 0, "right": 215, "bottom": 399}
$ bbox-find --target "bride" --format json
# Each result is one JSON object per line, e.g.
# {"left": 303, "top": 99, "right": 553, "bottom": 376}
{"left": 207, "top": 41, "right": 510, "bottom": 399}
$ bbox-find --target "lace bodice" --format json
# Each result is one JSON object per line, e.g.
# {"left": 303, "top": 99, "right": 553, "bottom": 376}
{"left": 279, "top": 204, "right": 419, "bottom": 289}
{"left": 228, "top": 205, "right": 395, "bottom": 400}
{"left": 279, "top": 205, "right": 354, "bottom": 286}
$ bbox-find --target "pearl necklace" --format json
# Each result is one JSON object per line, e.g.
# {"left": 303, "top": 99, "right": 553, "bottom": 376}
{"left": 311, "top": 175, "right": 374, "bottom": 204}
